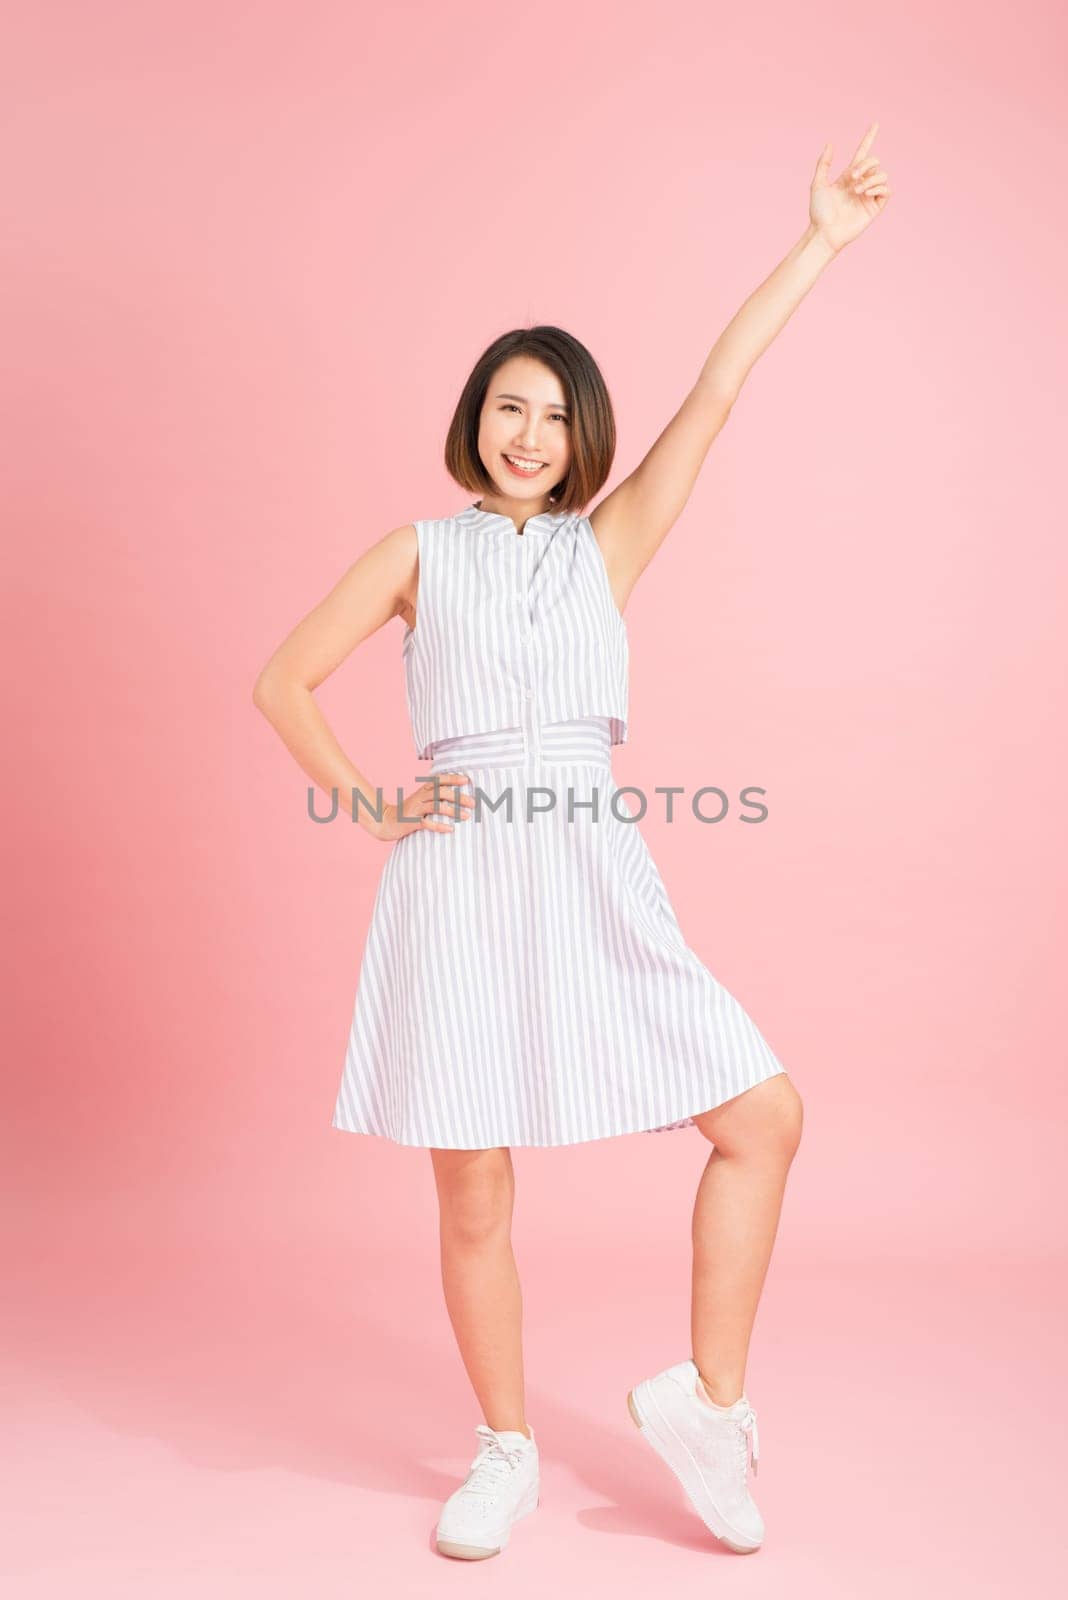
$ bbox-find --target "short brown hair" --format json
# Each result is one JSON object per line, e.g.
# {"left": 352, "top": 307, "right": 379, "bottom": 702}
{"left": 444, "top": 326, "right": 616, "bottom": 514}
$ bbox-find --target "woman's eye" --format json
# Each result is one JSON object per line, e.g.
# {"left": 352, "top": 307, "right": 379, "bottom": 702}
{"left": 501, "top": 404, "right": 568, "bottom": 423}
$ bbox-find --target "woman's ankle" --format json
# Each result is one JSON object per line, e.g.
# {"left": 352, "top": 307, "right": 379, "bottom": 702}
{"left": 696, "top": 1371, "right": 743, "bottom": 1409}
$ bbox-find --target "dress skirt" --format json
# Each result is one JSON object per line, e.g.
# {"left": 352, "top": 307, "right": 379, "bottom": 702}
{"left": 331, "top": 716, "right": 786, "bottom": 1149}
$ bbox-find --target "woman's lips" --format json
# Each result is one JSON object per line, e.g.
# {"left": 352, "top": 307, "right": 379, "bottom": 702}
{"left": 502, "top": 453, "right": 547, "bottom": 477}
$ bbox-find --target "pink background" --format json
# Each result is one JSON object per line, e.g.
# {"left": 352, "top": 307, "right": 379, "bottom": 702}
{"left": 6, "top": 0, "right": 1066, "bottom": 1593}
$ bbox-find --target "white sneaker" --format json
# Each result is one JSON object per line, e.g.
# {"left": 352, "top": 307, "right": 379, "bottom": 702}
{"left": 627, "top": 1358, "right": 765, "bottom": 1552}
{"left": 435, "top": 1422, "right": 540, "bottom": 1560}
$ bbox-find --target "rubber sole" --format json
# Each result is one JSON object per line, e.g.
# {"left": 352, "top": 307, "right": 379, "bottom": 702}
{"left": 627, "top": 1385, "right": 761, "bottom": 1554}
{"left": 435, "top": 1487, "right": 540, "bottom": 1559}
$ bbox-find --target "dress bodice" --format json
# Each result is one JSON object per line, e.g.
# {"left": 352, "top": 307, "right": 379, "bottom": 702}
{"left": 401, "top": 503, "right": 629, "bottom": 759}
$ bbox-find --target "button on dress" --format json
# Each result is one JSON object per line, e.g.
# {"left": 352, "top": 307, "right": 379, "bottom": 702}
{"left": 330, "top": 502, "right": 787, "bottom": 1149}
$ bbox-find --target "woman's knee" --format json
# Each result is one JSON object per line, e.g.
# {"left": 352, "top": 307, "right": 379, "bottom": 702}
{"left": 430, "top": 1146, "right": 515, "bottom": 1243}
{"left": 693, "top": 1072, "right": 803, "bottom": 1161}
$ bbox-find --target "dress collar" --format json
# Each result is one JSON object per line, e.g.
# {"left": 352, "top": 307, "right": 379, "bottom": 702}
{"left": 454, "top": 501, "right": 573, "bottom": 537}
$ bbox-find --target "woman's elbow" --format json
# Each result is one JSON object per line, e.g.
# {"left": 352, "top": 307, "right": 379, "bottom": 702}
{"left": 253, "top": 664, "right": 314, "bottom": 715}
{"left": 252, "top": 666, "right": 284, "bottom": 712}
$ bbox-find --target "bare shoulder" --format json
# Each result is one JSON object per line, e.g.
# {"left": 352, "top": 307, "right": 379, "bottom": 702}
{"left": 585, "top": 498, "right": 637, "bottom": 617}
{"left": 341, "top": 520, "right": 420, "bottom": 623}
{"left": 252, "top": 521, "right": 420, "bottom": 697}
{"left": 586, "top": 498, "right": 623, "bottom": 553}
{"left": 380, "top": 522, "right": 419, "bottom": 628}
{"left": 381, "top": 521, "right": 418, "bottom": 550}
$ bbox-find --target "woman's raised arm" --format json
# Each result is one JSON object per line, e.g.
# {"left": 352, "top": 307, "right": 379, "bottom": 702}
{"left": 590, "top": 123, "right": 891, "bottom": 607}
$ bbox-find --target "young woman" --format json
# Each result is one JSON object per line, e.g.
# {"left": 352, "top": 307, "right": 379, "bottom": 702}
{"left": 253, "top": 126, "right": 890, "bottom": 1560}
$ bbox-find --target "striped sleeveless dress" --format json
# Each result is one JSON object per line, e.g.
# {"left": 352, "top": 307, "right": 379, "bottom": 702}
{"left": 330, "top": 501, "right": 786, "bottom": 1149}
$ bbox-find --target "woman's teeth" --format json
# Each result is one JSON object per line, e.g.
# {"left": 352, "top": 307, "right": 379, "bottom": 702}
{"left": 504, "top": 454, "right": 545, "bottom": 475}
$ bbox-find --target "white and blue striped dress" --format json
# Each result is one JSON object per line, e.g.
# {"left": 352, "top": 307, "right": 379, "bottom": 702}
{"left": 331, "top": 502, "right": 786, "bottom": 1149}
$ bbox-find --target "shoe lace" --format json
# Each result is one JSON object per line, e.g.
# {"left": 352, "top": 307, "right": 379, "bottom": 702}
{"left": 460, "top": 1424, "right": 528, "bottom": 1497}
{"left": 732, "top": 1400, "right": 760, "bottom": 1478}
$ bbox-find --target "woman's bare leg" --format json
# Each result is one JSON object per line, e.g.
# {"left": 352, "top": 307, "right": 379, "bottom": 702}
{"left": 430, "top": 1145, "right": 531, "bottom": 1438}
{"left": 690, "top": 1073, "right": 804, "bottom": 1404}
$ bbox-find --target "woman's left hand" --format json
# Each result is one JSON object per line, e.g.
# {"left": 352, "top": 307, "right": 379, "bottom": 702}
{"left": 809, "top": 122, "right": 891, "bottom": 254}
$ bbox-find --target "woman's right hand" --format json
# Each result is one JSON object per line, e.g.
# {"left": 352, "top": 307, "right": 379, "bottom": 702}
{"left": 370, "top": 771, "right": 475, "bottom": 842}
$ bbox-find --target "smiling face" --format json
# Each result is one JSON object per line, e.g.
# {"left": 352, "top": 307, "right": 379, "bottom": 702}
{"left": 476, "top": 355, "right": 572, "bottom": 517}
